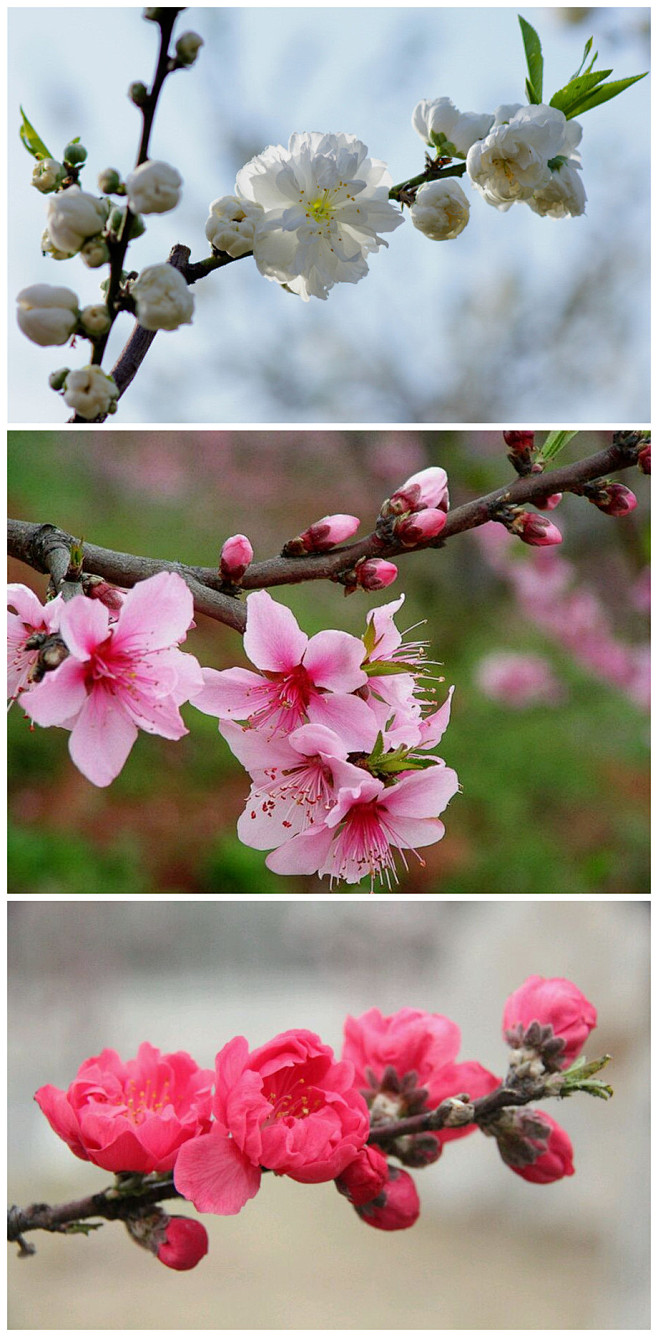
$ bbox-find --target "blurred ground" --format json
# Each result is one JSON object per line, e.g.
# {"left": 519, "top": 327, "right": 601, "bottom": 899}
{"left": 8, "top": 899, "right": 650, "bottom": 1328}
{"left": 8, "top": 430, "right": 649, "bottom": 894}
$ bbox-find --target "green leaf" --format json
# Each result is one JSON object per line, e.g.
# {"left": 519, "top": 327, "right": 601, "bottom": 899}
{"left": 549, "top": 69, "right": 612, "bottom": 115}
{"left": 363, "top": 660, "right": 419, "bottom": 678}
{"left": 570, "top": 35, "right": 595, "bottom": 82}
{"left": 519, "top": 16, "right": 543, "bottom": 103}
{"left": 537, "top": 430, "right": 580, "bottom": 462}
{"left": 564, "top": 73, "right": 648, "bottom": 118}
{"left": 19, "top": 106, "right": 53, "bottom": 160}
{"left": 361, "top": 618, "right": 377, "bottom": 658}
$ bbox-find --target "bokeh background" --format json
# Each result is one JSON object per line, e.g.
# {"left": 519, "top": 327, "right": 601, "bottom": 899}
{"left": 8, "top": 6, "right": 650, "bottom": 424}
{"left": 8, "top": 428, "right": 650, "bottom": 895}
{"left": 7, "top": 898, "right": 650, "bottom": 1330}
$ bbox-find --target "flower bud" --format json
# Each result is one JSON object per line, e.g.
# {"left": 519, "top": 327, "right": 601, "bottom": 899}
{"left": 382, "top": 467, "right": 449, "bottom": 518}
{"left": 220, "top": 534, "right": 254, "bottom": 582}
{"left": 503, "top": 430, "right": 535, "bottom": 453}
{"left": 143, "top": 7, "right": 165, "bottom": 20}
{"left": 175, "top": 31, "right": 204, "bottom": 65}
{"left": 32, "top": 158, "right": 66, "bottom": 193}
{"left": 47, "top": 187, "right": 110, "bottom": 254}
{"left": 353, "top": 558, "right": 398, "bottom": 592}
{"left": 129, "top": 81, "right": 149, "bottom": 107}
{"left": 81, "top": 574, "right": 124, "bottom": 612}
{"left": 62, "top": 366, "right": 119, "bottom": 420}
{"left": 41, "top": 227, "right": 75, "bottom": 261}
{"left": 587, "top": 482, "right": 638, "bottom": 517}
{"left": 98, "top": 167, "right": 123, "bottom": 195}
{"left": 513, "top": 512, "right": 562, "bottom": 547}
{"left": 506, "top": 1111, "right": 575, "bottom": 1185}
{"left": 355, "top": 1165, "right": 420, "bottom": 1231}
{"left": 533, "top": 492, "right": 562, "bottom": 511}
{"left": 48, "top": 367, "right": 70, "bottom": 391}
{"left": 205, "top": 195, "right": 265, "bottom": 258}
{"left": 412, "top": 98, "right": 494, "bottom": 157}
{"left": 503, "top": 975, "right": 597, "bottom": 1069}
{"left": 335, "top": 1145, "right": 389, "bottom": 1206}
{"left": 282, "top": 514, "right": 360, "bottom": 556}
{"left": 63, "top": 141, "right": 88, "bottom": 167}
{"left": 637, "top": 443, "right": 650, "bottom": 475}
{"left": 394, "top": 507, "right": 446, "bottom": 546}
{"left": 156, "top": 1217, "right": 209, "bottom": 1271}
{"left": 126, "top": 160, "right": 182, "bottom": 215}
{"left": 131, "top": 263, "right": 194, "bottom": 332}
{"left": 16, "top": 284, "right": 79, "bottom": 346}
{"left": 79, "top": 304, "right": 112, "bottom": 338}
{"left": 410, "top": 179, "right": 470, "bottom": 241}
{"left": 80, "top": 237, "right": 111, "bottom": 269}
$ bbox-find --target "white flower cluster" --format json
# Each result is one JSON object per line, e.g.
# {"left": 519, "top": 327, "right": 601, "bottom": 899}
{"left": 208, "top": 131, "right": 404, "bottom": 301}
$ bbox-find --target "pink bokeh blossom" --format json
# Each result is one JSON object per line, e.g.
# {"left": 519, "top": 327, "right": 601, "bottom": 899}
{"left": 474, "top": 651, "right": 565, "bottom": 708}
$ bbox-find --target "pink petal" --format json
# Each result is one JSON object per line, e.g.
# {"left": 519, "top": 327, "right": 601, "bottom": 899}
{"left": 174, "top": 1129, "right": 261, "bottom": 1215}
{"left": 243, "top": 590, "right": 308, "bottom": 672}
{"left": 381, "top": 766, "right": 459, "bottom": 819}
{"left": 68, "top": 692, "right": 138, "bottom": 786}
{"left": 266, "top": 824, "right": 335, "bottom": 875}
{"left": 366, "top": 595, "right": 405, "bottom": 659}
{"left": 218, "top": 720, "right": 297, "bottom": 775}
{"left": 112, "top": 572, "right": 195, "bottom": 653}
{"left": 22, "top": 658, "right": 88, "bottom": 726}
{"left": 59, "top": 596, "right": 110, "bottom": 661}
{"left": 190, "top": 667, "right": 269, "bottom": 719}
{"left": 417, "top": 686, "right": 455, "bottom": 748}
{"left": 302, "top": 629, "right": 366, "bottom": 691}
{"left": 307, "top": 692, "right": 379, "bottom": 751}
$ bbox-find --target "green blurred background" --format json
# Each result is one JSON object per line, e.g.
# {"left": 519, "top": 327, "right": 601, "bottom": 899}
{"left": 8, "top": 429, "right": 650, "bottom": 894}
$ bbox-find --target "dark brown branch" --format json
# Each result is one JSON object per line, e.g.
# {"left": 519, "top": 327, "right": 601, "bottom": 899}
{"left": 7, "top": 1178, "right": 182, "bottom": 1245}
{"left": 367, "top": 1083, "right": 540, "bottom": 1145}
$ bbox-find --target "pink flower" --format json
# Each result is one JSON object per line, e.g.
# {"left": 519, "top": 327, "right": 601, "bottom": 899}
{"left": 474, "top": 651, "right": 565, "bottom": 708}
{"left": 174, "top": 1030, "right": 370, "bottom": 1216}
{"left": 354, "top": 1165, "right": 420, "bottom": 1230}
{"left": 284, "top": 514, "right": 360, "bottom": 555}
{"left": 220, "top": 534, "right": 254, "bottom": 582}
{"left": 266, "top": 763, "right": 460, "bottom": 888}
{"left": 22, "top": 572, "right": 205, "bottom": 787}
{"left": 7, "top": 583, "right": 63, "bottom": 700}
{"left": 342, "top": 1007, "right": 499, "bottom": 1148}
{"left": 192, "top": 589, "right": 375, "bottom": 748}
{"left": 156, "top": 1217, "right": 209, "bottom": 1270}
{"left": 394, "top": 508, "right": 447, "bottom": 546}
{"left": 334, "top": 1144, "right": 389, "bottom": 1206}
{"left": 503, "top": 975, "right": 597, "bottom": 1067}
{"left": 508, "top": 1111, "right": 575, "bottom": 1184}
{"left": 384, "top": 466, "right": 450, "bottom": 517}
{"left": 34, "top": 1043, "right": 214, "bottom": 1173}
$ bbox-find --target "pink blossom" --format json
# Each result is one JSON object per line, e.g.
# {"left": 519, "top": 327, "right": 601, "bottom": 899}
{"left": 474, "top": 651, "right": 565, "bottom": 707}
{"left": 384, "top": 466, "right": 450, "bottom": 516}
{"left": 394, "top": 508, "right": 447, "bottom": 546}
{"left": 503, "top": 975, "right": 597, "bottom": 1067}
{"left": 220, "top": 534, "right": 254, "bottom": 582}
{"left": 334, "top": 1144, "right": 389, "bottom": 1206}
{"left": 285, "top": 514, "right": 360, "bottom": 554}
{"left": 192, "top": 589, "right": 375, "bottom": 748}
{"left": 22, "top": 572, "right": 204, "bottom": 787}
{"left": 7, "top": 584, "right": 63, "bottom": 700}
{"left": 508, "top": 1111, "right": 575, "bottom": 1184}
{"left": 353, "top": 558, "right": 398, "bottom": 591}
{"left": 513, "top": 512, "right": 563, "bottom": 547}
{"left": 174, "top": 1030, "right": 370, "bottom": 1216}
{"left": 35, "top": 1043, "right": 214, "bottom": 1173}
{"left": 354, "top": 1164, "right": 420, "bottom": 1230}
{"left": 156, "top": 1217, "right": 209, "bottom": 1270}
{"left": 266, "top": 762, "right": 459, "bottom": 888}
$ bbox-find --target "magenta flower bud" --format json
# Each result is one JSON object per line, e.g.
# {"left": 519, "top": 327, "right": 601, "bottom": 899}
{"left": 283, "top": 514, "right": 360, "bottom": 556}
{"left": 156, "top": 1217, "right": 209, "bottom": 1271}
{"left": 533, "top": 492, "right": 562, "bottom": 512}
{"left": 335, "top": 1145, "right": 389, "bottom": 1206}
{"left": 355, "top": 558, "right": 398, "bottom": 591}
{"left": 637, "top": 443, "right": 650, "bottom": 475}
{"left": 81, "top": 575, "right": 124, "bottom": 611}
{"left": 383, "top": 466, "right": 449, "bottom": 517}
{"left": 503, "top": 430, "right": 535, "bottom": 452}
{"left": 589, "top": 483, "right": 638, "bottom": 517}
{"left": 394, "top": 507, "right": 447, "bottom": 547}
{"left": 508, "top": 1112, "right": 575, "bottom": 1185}
{"left": 503, "top": 975, "right": 597, "bottom": 1068}
{"left": 355, "top": 1165, "right": 420, "bottom": 1231}
{"left": 220, "top": 534, "right": 254, "bottom": 582}
{"left": 515, "top": 512, "right": 563, "bottom": 547}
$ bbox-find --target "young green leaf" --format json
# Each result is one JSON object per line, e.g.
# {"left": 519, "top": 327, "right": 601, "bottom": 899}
{"left": 19, "top": 106, "right": 53, "bottom": 160}
{"left": 549, "top": 69, "right": 612, "bottom": 116}
{"left": 518, "top": 15, "right": 544, "bottom": 104}
{"left": 564, "top": 72, "right": 648, "bottom": 119}
{"left": 537, "top": 430, "right": 580, "bottom": 462}
{"left": 570, "top": 35, "right": 595, "bottom": 82}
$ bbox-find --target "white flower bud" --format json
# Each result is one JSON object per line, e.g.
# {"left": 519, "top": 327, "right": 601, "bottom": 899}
{"left": 63, "top": 366, "right": 119, "bottom": 419}
{"left": 16, "top": 284, "right": 79, "bottom": 346}
{"left": 32, "top": 158, "right": 66, "bottom": 193}
{"left": 79, "top": 304, "right": 112, "bottom": 337}
{"left": 205, "top": 195, "right": 264, "bottom": 257}
{"left": 412, "top": 98, "right": 493, "bottom": 158}
{"left": 125, "top": 160, "right": 182, "bottom": 215}
{"left": 131, "top": 264, "right": 194, "bottom": 331}
{"left": 410, "top": 178, "right": 470, "bottom": 240}
{"left": 175, "top": 31, "right": 204, "bottom": 65}
{"left": 80, "top": 237, "right": 111, "bottom": 268}
{"left": 47, "top": 187, "right": 110, "bottom": 254}
{"left": 41, "top": 228, "right": 75, "bottom": 261}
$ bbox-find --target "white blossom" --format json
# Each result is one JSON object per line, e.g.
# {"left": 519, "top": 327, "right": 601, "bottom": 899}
{"left": 16, "top": 284, "right": 79, "bottom": 346}
{"left": 205, "top": 195, "right": 265, "bottom": 257}
{"left": 410, "top": 178, "right": 470, "bottom": 240}
{"left": 527, "top": 161, "right": 587, "bottom": 218}
{"left": 32, "top": 158, "right": 66, "bottom": 193}
{"left": 41, "top": 228, "right": 75, "bottom": 261}
{"left": 235, "top": 131, "right": 404, "bottom": 301}
{"left": 125, "top": 160, "right": 182, "bottom": 215}
{"left": 62, "top": 366, "right": 119, "bottom": 419}
{"left": 466, "top": 105, "right": 579, "bottom": 210}
{"left": 47, "top": 187, "right": 109, "bottom": 253}
{"left": 412, "top": 98, "right": 493, "bottom": 157}
{"left": 131, "top": 263, "right": 194, "bottom": 331}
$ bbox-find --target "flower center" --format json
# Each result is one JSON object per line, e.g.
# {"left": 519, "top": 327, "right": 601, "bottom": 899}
{"left": 121, "top": 1077, "right": 172, "bottom": 1124}
{"left": 264, "top": 1075, "right": 323, "bottom": 1124}
{"left": 306, "top": 191, "right": 337, "bottom": 222}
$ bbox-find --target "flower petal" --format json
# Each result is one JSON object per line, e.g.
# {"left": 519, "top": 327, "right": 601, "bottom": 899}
{"left": 243, "top": 590, "right": 307, "bottom": 672}
{"left": 174, "top": 1129, "right": 261, "bottom": 1215}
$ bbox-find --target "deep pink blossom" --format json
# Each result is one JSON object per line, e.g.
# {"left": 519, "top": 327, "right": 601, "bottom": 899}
{"left": 220, "top": 534, "right": 254, "bottom": 582}
{"left": 156, "top": 1217, "right": 209, "bottom": 1270}
{"left": 503, "top": 975, "right": 597, "bottom": 1067}
{"left": 34, "top": 1043, "right": 214, "bottom": 1173}
{"left": 334, "top": 1144, "right": 389, "bottom": 1206}
{"left": 354, "top": 1165, "right": 420, "bottom": 1230}
{"left": 192, "top": 589, "right": 375, "bottom": 748}
{"left": 174, "top": 1030, "right": 370, "bottom": 1216}
{"left": 7, "top": 584, "right": 63, "bottom": 700}
{"left": 22, "top": 572, "right": 204, "bottom": 787}
{"left": 509, "top": 1111, "right": 575, "bottom": 1184}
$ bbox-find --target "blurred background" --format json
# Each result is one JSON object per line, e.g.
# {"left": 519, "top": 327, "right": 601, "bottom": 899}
{"left": 8, "top": 6, "right": 650, "bottom": 424}
{"left": 7, "top": 898, "right": 650, "bottom": 1329}
{"left": 8, "top": 428, "right": 650, "bottom": 895}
